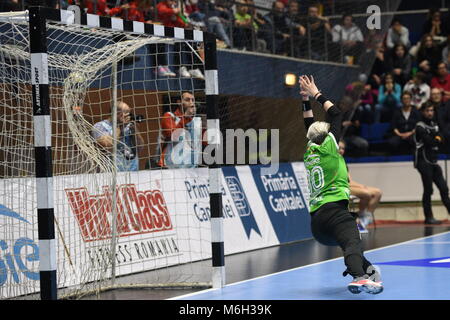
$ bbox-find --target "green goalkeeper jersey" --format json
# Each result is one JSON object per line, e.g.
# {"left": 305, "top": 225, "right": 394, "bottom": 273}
{"left": 304, "top": 133, "right": 350, "bottom": 212}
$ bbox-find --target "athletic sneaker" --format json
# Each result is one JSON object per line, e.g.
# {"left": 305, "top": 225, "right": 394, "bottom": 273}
{"left": 189, "top": 68, "right": 205, "bottom": 80}
{"left": 359, "top": 211, "right": 373, "bottom": 226}
{"left": 179, "top": 66, "right": 191, "bottom": 78}
{"left": 343, "top": 265, "right": 382, "bottom": 282}
{"left": 357, "top": 221, "right": 368, "bottom": 234}
{"left": 157, "top": 66, "right": 176, "bottom": 77}
{"left": 367, "top": 265, "right": 382, "bottom": 282}
{"left": 348, "top": 277, "right": 383, "bottom": 294}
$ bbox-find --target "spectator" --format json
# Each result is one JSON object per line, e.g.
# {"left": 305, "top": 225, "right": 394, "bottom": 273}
{"left": 403, "top": 72, "right": 431, "bottom": 109}
{"left": 430, "top": 87, "right": 445, "bottom": 109}
{"left": 157, "top": 92, "right": 198, "bottom": 168}
{"left": 83, "top": 0, "right": 110, "bottom": 16}
{"left": 141, "top": 0, "right": 156, "bottom": 22}
{"left": 246, "top": 0, "right": 268, "bottom": 52}
{"left": 156, "top": 0, "right": 204, "bottom": 80}
{"left": 200, "top": 0, "right": 232, "bottom": 48}
{"left": 431, "top": 62, "right": 450, "bottom": 103}
{"left": 285, "top": 0, "right": 306, "bottom": 57}
{"left": 153, "top": 0, "right": 187, "bottom": 77}
{"left": 414, "top": 102, "right": 450, "bottom": 225}
{"left": 339, "top": 140, "right": 382, "bottom": 232}
{"left": 92, "top": 101, "right": 144, "bottom": 172}
{"left": 260, "top": 1, "right": 291, "bottom": 55}
{"left": 367, "top": 42, "right": 386, "bottom": 89}
{"left": 385, "top": 44, "right": 412, "bottom": 87}
{"left": 375, "top": 73, "right": 402, "bottom": 123}
{"left": 430, "top": 87, "right": 446, "bottom": 131}
{"left": 416, "top": 33, "right": 443, "bottom": 83}
{"left": 157, "top": 0, "right": 188, "bottom": 28}
{"left": 422, "top": 8, "right": 447, "bottom": 41}
{"left": 302, "top": 3, "right": 332, "bottom": 61}
{"left": 247, "top": 0, "right": 266, "bottom": 29}
{"left": 441, "top": 34, "right": 450, "bottom": 64}
{"left": 109, "top": 0, "right": 146, "bottom": 22}
{"left": 446, "top": 52, "right": 450, "bottom": 73}
{"left": 386, "top": 18, "right": 410, "bottom": 49}
{"left": 364, "top": 28, "right": 386, "bottom": 52}
{"left": 184, "top": 0, "right": 206, "bottom": 28}
{"left": 387, "top": 91, "right": 420, "bottom": 154}
{"left": 339, "top": 95, "right": 369, "bottom": 157}
{"left": 233, "top": 0, "right": 255, "bottom": 50}
{"left": 357, "top": 83, "right": 379, "bottom": 123}
{"left": 331, "top": 13, "right": 364, "bottom": 64}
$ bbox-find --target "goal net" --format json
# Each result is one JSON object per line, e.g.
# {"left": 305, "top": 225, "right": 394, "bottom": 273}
{"left": 0, "top": 9, "right": 215, "bottom": 299}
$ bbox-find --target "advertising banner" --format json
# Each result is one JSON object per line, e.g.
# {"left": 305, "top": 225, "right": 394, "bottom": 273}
{"left": 250, "top": 163, "right": 312, "bottom": 243}
{"left": 0, "top": 163, "right": 312, "bottom": 297}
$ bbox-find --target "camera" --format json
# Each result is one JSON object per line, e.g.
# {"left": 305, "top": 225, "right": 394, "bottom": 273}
{"left": 122, "top": 148, "right": 136, "bottom": 160}
{"left": 130, "top": 113, "right": 144, "bottom": 123}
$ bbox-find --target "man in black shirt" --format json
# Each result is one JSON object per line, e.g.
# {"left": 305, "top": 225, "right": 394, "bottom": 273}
{"left": 388, "top": 91, "right": 420, "bottom": 154}
{"left": 260, "top": 1, "right": 291, "bottom": 55}
{"left": 340, "top": 97, "right": 369, "bottom": 157}
{"left": 301, "top": 4, "right": 332, "bottom": 61}
{"left": 414, "top": 102, "right": 450, "bottom": 224}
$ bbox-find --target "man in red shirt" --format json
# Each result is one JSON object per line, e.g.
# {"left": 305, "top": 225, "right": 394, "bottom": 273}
{"left": 108, "top": 0, "right": 145, "bottom": 22}
{"left": 157, "top": 92, "right": 196, "bottom": 167}
{"left": 156, "top": 0, "right": 187, "bottom": 28}
{"left": 83, "top": 0, "right": 110, "bottom": 16}
{"left": 431, "top": 62, "right": 450, "bottom": 102}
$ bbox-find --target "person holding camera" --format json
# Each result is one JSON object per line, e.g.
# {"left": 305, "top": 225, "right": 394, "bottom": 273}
{"left": 92, "top": 101, "right": 144, "bottom": 172}
{"left": 414, "top": 102, "right": 450, "bottom": 224}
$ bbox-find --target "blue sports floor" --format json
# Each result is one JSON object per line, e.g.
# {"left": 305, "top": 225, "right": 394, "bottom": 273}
{"left": 174, "top": 231, "right": 450, "bottom": 300}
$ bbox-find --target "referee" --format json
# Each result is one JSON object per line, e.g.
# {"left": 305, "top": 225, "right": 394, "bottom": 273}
{"left": 300, "top": 75, "right": 383, "bottom": 294}
{"left": 414, "top": 102, "right": 450, "bottom": 225}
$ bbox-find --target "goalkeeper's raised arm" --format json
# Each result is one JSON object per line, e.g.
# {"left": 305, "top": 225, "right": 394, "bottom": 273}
{"left": 299, "top": 75, "right": 342, "bottom": 142}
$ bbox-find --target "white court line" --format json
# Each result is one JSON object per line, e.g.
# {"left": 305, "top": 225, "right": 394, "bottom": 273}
{"left": 406, "top": 241, "right": 450, "bottom": 245}
{"left": 169, "top": 230, "right": 450, "bottom": 300}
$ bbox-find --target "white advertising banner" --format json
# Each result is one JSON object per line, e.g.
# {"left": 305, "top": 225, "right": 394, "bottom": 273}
{"left": 0, "top": 163, "right": 312, "bottom": 297}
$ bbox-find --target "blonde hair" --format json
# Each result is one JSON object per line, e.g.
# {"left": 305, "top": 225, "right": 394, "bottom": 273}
{"left": 307, "top": 121, "right": 330, "bottom": 144}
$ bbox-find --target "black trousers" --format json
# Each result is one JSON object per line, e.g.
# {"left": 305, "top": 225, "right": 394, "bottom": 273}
{"left": 311, "top": 200, "right": 372, "bottom": 278}
{"left": 416, "top": 159, "right": 450, "bottom": 219}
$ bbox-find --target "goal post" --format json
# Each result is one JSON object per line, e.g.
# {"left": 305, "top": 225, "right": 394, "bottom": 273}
{"left": 0, "top": 6, "right": 223, "bottom": 299}
{"left": 29, "top": 5, "right": 57, "bottom": 301}
{"left": 204, "top": 33, "right": 225, "bottom": 289}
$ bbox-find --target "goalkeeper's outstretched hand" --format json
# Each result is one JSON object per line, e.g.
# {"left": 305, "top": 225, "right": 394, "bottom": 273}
{"left": 299, "top": 75, "right": 320, "bottom": 98}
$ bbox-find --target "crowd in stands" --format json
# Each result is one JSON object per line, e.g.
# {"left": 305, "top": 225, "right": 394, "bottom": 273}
{"left": 340, "top": 8, "right": 450, "bottom": 158}
{"left": 4, "top": 1, "right": 450, "bottom": 159}
{"left": 1, "top": 0, "right": 369, "bottom": 63}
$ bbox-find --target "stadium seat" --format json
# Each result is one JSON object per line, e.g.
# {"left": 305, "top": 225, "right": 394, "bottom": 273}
{"left": 360, "top": 123, "right": 371, "bottom": 141}
{"left": 368, "top": 123, "right": 391, "bottom": 144}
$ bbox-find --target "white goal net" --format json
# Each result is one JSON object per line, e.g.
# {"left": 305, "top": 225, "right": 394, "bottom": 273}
{"left": 0, "top": 9, "right": 214, "bottom": 299}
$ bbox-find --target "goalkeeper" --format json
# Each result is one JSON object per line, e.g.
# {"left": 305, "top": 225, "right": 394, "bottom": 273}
{"left": 300, "top": 75, "right": 383, "bottom": 294}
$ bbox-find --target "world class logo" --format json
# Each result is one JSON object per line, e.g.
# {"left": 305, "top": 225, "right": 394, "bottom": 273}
{"left": 66, "top": 184, "right": 173, "bottom": 242}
